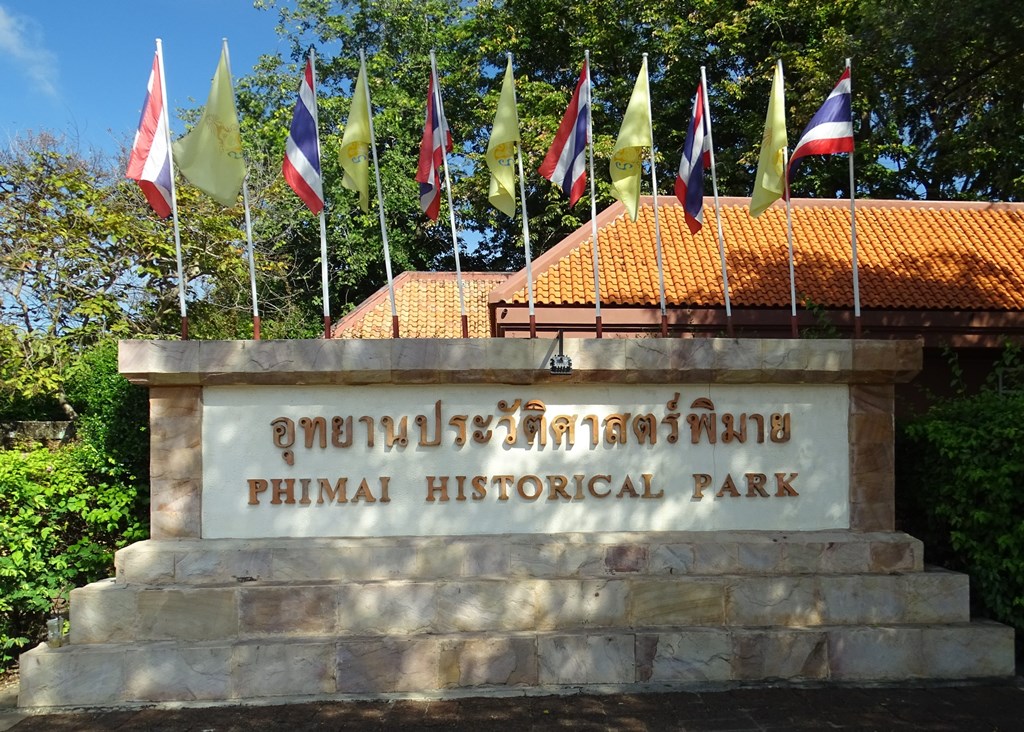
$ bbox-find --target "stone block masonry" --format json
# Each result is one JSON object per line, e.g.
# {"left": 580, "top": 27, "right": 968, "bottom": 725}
{"left": 16, "top": 338, "right": 1016, "bottom": 708}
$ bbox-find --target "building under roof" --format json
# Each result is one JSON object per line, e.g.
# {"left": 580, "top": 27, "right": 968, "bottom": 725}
{"left": 335, "top": 196, "right": 1024, "bottom": 351}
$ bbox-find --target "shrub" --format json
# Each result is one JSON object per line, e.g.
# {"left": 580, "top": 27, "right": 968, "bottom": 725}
{"left": 898, "top": 388, "right": 1024, "bottom": 634}
{"left": 0, "top": 442, "right": 145, "bottom": 667}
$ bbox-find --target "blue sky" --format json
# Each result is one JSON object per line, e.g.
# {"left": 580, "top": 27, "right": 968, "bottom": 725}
{"left": 0, "top": 1, "right": 286, "bottom": 154}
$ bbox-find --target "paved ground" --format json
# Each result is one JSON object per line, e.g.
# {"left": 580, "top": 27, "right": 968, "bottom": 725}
{"left": 2, "top": 680, "right": 1024, "bottom": 731}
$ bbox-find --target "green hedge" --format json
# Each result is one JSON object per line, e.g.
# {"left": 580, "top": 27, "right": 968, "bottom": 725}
{"left": 0, "top": 443, "right": 145, "bottom": 666}
{"left": 0, "top": 340, "right": 150, "bottom": 668}
{"left": 898, "top": 388, "right": 1024, "bottom": 635}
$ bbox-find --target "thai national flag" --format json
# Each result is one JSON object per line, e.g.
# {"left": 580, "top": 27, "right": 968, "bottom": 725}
{"left": 674, "top": 83, "right": 711, "bottom": 234}
{"left": 539, "top": 61, "right": 589, "bottom": 207}
{"left": 787, "top": 67, "right": 854, "bottom": 187}
{"left": 416, "top": 71, "right": 452, "bottom": 220}
{"left": 126, "top": 52, "right": 173, "bottom": 218}
{"left": 282, "top": 56, "right": 325, "bottom": 214}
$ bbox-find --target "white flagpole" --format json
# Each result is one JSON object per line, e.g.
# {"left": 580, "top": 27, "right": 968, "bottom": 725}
{"left": 700, "top": 66, "right": 733, "bottom": 337}
{"left": 360, "top": 49, "right": 400, "bottom": 338}
{"left": 155, "top": 39, "right": 188, "bottom": 340}
{"left": 642, "top": 53, "right": 668, "bottom": 336}
{"left": 507, "top": 52, "right": 536, "bottom": 338}
{"left": 585, "top": 50, "right": 603, "bottom": 338}
{"left": 223, "top": 38, "right": 260, "bottom": 340}
{"left": 846, "top": 57, "right": 861, "bottom": 338}
{"left": 430, "top": 51, "right": 468, "bottom": 338}
{"left": 307, "top": 48, "right": 332, "bottom": 340}
{"left": 783, "top": 147, "right": 798, "bottom": 337}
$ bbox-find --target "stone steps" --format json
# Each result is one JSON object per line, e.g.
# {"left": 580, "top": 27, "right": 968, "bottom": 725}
{"left": 17, "top": 530, "right": 1015, "bottom": 708}
{"left": 69, "top": 568, "right": 970, "bottom": 645}
{"left": 113, "top": 532, "right": 924, "bottom": 585}
{"left": 20, "top": 622, "right": 1014, "bottom": 706}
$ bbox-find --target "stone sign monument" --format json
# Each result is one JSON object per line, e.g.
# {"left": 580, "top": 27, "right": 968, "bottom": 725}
{"left": 18, "top": 337, "right": 1015, "bottom": 707}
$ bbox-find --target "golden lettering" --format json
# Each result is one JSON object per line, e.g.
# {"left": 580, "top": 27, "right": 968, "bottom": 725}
{"left": 493, "top": 474, "right": 514, "bottom": 501}
{"left": 379, "top": 476, "right": 391, "bottom": 503}
{"left": 426, "top": 475, "right": 449, "bottom": 502}
{"left": 573, "top": 474, "right": 586, "bottom": 500}
{"left": 299, "top": 478, "right": 312, "bottom": 505}
{"left": 692, "top": 473, "right": 712, "bottom": 500}
{"left": 248, "top": 478, "right": 268, "bottom": 505}
{"left": 588, "top": 474, "right": 611, "bottom": 498}
{"left": 455, "top": 475, "right": 468, "bottom": 501}
{"left": 745, "top": 473, "right": 769, "bottom": 497}
{"left": 351, "top": 478, "right": 377, "bottom": 503}
{"left": 641, "top": 473, "right": 663, "bottom": 499}
{"left": 716, "top": 474, "right": 741, "bottom": 498}
{"left": 471, "top": 475, "right": 487, "bottom": 500}
{"left": 271, "top": 478, "right": 296, "bottom": 505}
{"left": 318, "top": 477, "right": 348, "bottom": 504}
{"left": 547, "top": 474, "right": 571, "bottom": 501}
{"left": 774, "top": 472, "right": 799, "bottom": 497}
{"left": 616, "top": 475, "right": 640, "bottom": 498}
{"left": 517, "top": 474, "right": 543, "bottom": 501}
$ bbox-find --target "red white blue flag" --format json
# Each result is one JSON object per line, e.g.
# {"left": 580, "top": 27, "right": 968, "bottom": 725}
{"left": 674, "top": 82, "right": 712, "bottom": 234}
{"left": 787, "top": 67, "right": 854, "bottom": 187}
{"left": 415, "top": 70, "right": 452, "bottom": 220}
{"left": 282, "top": 55, "right": 325, "bottom": 214}
{"left": 539, "top": 61, "right": 589, "bottom": 207}
{"left": 126, "top": 52, "right": 173, "bottom": 218}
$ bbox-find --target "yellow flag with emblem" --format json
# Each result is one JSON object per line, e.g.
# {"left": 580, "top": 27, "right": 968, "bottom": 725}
{"left": 750, "top": 60, "right": 788, "bottom": 218}
{"left": 486, "top": 56, "right": 520, "bottom": 217}
{"left": 340, "top": 62, "right": 371, "bottom": 212}
{"left": 610, "top": 58, "right": 652, "bottom": 222}
{"left": 173, "top": 45, "right": 246, "bottom": 207}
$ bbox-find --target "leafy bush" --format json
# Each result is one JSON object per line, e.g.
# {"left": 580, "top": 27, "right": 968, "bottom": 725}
{"left": 64, "top": 340, "right": 150, "bottom": 483}
{"left": 0, "top": 442, "right": 146, "bottom": 666}
{"left": 898, "top": 387, "right": 1024, "bottom": 634}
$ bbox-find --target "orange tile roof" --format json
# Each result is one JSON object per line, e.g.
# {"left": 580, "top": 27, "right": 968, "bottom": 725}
{"left": 490, "top": 198, "right": 1024, "bottom": 311}
{"left": 332, "top": 272, "right": 509, "bottom": 339}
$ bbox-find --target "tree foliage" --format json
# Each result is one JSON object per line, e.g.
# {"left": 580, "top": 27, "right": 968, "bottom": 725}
{"left": 243, "top": 0, "right": 1021, "bottom": 298}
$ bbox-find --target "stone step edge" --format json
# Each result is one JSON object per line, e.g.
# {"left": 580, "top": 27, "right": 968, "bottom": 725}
{"left": 114, "top": 532, "right": 926, "bottom": 585}
{"left": 20, "top": 620, "right": 1015, "bottom": 709}
{"left": 103, "top": 564, "right": 960, "bottom": 590}
{"left": 47, "top": 620, "right": 1015, "bottom": 652}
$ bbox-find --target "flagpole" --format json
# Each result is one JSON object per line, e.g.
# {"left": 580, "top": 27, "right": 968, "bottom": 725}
{"left": 700, "top": 66, "right": 732, "bottom": 337}
{"left": 360, "top": 49, "right": 400, "bottom": 338}
{"left": 306, "top": 48, "right": 332, "bottom": 340}
{"left": 221, "top": 38, "right": 261, "bottom": 340}
{"left": 155, "top": 39, "right": 189, "bottom": 340}
{"left": 846, "top": 57, "right": 861, "bottom": 339}
{"left": 641, "top": 54, "right": 668, "bottom": 337}
{"left": 783, "top": 148, "right": 798, "bottom": 338}
{"left": 507, "top": 53, "right": 536, "bottom": 339}
{"left": 585, "top": 51, "right": 603, "bottom": 338}
{"left": 430, "top": 51, "right": 469, "bottom": 338}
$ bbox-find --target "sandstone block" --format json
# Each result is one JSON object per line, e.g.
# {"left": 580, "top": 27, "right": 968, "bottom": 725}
{"left": 137, "top": 588, "right": 238, "bottom": 641}
{"left": 635, "top": 630, "right": 732, "bottom": 682}
{"left": 337, "top": 582, "right": 436, "bottom": 635}
{"left": 126, "top": 644, "right": 231, "bottom": 702}
{"left": 629, "top": 579, "right": 725, "bottom": 626}
{"left": 535, "top": 580, "right": 628, "bottom": 630}
{"left": 439, "top": 637, "right": 538, "bottom": 688}
{"left": 239, "top": 585, "right": 337, "bottom": 636}
{"left": 70, "top": 580, "right": 136, "bottom": 644}
{"left": 337, "top": 638, "right": 440, "bottom": 693}
{"left": 233, "top": 641, "right": 335, "bottom": 697}
{"left": 538, "top": 633, "right": 635, "bottom": 684}
{"left": 19, "top": 645, "right": 125, "bottom": 707}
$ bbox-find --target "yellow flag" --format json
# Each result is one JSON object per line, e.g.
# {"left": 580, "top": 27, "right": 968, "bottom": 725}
{"left": 172, "top": 46, "right": 246, "bottom": 207}
{"left": 486, "top": 57, "right": 520, "bottom": 217}
{"left": 610, "top": 58, "right": 652, "bottom": 222}
{"left": 750, "top": 60, "right": 788, "bottom": 218}
{"left": 340, "top": 62, "right": 371, "bottom": 212}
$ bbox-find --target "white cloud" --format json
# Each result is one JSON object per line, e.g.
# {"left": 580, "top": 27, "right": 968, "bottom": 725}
{"left": 0, "top": 4, "right": 59, "bottom": 98}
